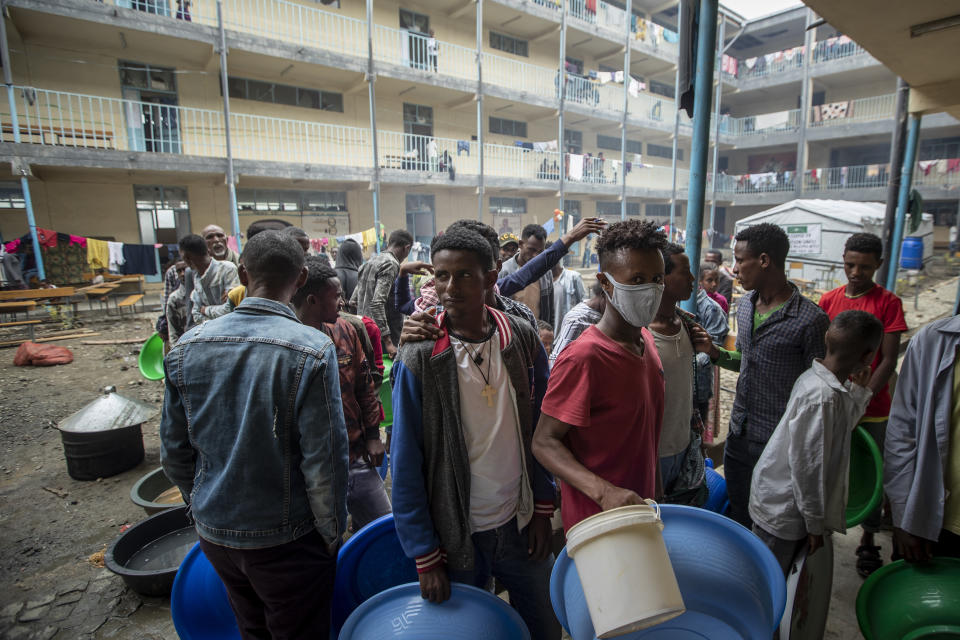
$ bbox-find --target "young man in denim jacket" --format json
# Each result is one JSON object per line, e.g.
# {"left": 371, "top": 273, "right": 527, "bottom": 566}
{"left": 390, "top": 228, "right": 559, "bottom": 640}
{"left": 160, "top": 231, "right": 349, "bottom": 639}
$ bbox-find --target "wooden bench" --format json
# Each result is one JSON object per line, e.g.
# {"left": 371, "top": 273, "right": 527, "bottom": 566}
{"left": 83, "top": 284, "right": 119, "bottom": 311}
{"left": 2, "top": 123, "right": 114, "bottom": 148}
{"left": 0, "top": 319, "right": 42, "bottom": 341}
{"left": 0, "top": 300, "right": 37, "bottom": 320}
{"left": 116, "top": 294, "right": 145, "bottom": 316}
{"left": 0, "top": 288, "right": 77, "bottom": 315}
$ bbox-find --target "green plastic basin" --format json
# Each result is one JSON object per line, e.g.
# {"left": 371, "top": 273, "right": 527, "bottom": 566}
{"left": 846, "top": 425, "right": 883, "bottom": 528}
{"left": 138, "top": 333, "right": 165, "bottom": 381}
{"left": 857, "top": 558, "right": 960, "bottom": 640}
{"left": 379, "top": 357, "right": 393, "bottom": 429}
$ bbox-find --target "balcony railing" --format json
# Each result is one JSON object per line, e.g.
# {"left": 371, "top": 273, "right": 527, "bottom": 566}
{"left": 1, "top": 85, "right": 372, "bottom": 167}
{"left": 724, "top": 109, "right": 803, "bottom": 137}
{"left": 811, "top": 38, "right": 870, "bottom": 65}
{"left": 805, "top": 161, "right": 960, "bottom": 192}
{"left": 715, "top": 171, "right": 798, "bottom": 194}
{"left": 567, "top": 0, "right": 678, "bottom": 58}
{"left": 808, "top": 93, "right": 895, "bottom": 127}
{"left": 734, "top": 49, "right": 805, "bottom": 81}
{"left": 482, "top": 54, "right": 555, "bottom": 100}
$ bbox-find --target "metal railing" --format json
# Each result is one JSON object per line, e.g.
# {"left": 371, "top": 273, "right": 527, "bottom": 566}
{"left": 733, "top": 49, "right": 805, "bottom": 80}
{"left": 808, "top": 93, "right": 895, "bottom": 127}
{"left": 205, "top": 0, "right": 367, "bottom": 58}
{"left": 804, "top": 165, "right": 888, "bottom": 191}
{"left": 716, "top": 171, "right": 798, "bottom": 194}
{"left": 811, "top": 38, "right": 870, "bottom": 65}
{"left": 486, "top": 144, "right": 562, "bottom": 182}
{"left": 3, "top": 85, "right": 225, "bottom": 156}
{"left": 724, "top": 109, "right": 802, "bottom": 137}
{"left": 230, "top": 112, "right": 370, "bottom": 166}
{"left": 624, "top": 163, "right": 683, "bottom": 191}
{"left": 567, "top": 0, "right": 678, "bottom": 58}
{"left": 482, "top": 54, "right": 555, "bottom": 100}
{"left": 376, "top": 130, "right": 478, "bottom": 175}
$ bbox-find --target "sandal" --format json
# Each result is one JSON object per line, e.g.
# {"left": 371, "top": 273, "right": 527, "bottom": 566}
{"left": 856, "top": 544, "right": 883, "bottom": 578}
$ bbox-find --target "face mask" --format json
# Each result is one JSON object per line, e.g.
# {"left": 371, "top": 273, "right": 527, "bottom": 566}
{"left": 602, "top": 273, "right": 664, "bottom": 328}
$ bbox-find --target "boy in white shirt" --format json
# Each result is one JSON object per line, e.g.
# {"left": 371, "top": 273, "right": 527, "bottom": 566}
{"left": 749, "top": 310, "right": 883, "bottom": 574}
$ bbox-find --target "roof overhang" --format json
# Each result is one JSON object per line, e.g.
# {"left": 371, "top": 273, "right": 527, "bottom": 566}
{"left": 801, "top": 0, "right": 960, "bottom": 120}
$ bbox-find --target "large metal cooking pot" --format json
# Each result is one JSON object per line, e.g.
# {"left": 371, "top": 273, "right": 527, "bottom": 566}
{"left": 57, "top": 386, "right": 157, "bottom": 481}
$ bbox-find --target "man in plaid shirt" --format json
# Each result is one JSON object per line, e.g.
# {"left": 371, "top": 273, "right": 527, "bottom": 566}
{"left": 704, "top": 223, "right": 829, "bottom": 528}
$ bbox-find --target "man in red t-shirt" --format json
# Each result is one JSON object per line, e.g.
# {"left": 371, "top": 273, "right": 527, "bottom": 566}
{"left": 533, "top": 220, "right": 667, "bottom": 532}
{"left": 818, "top": 232, "right": 907, "bottom": 578}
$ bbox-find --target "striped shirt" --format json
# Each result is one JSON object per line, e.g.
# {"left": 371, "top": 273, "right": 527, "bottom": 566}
{"left": 550, "top": 302, "right": 602, "bottom": 365}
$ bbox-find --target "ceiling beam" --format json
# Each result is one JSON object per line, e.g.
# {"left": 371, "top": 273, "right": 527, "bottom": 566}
{"left": 570, "top": 37, "right": 592, "bottom": 49}
{"left": 909, "top": 80, "right": 960, "bottom": 116}
{"left": 344, "top": 74, "right": 368, "bottom": 95}
{"left": 596, "top": 45, "right": 625, "bottom": 61}
{"left": 447, "top": 0, "right": 474, "bottom": 19}
{"left": 445, "top": 94, "right": 477, "bottom": 110}
{"left": 531, "top": 25, "right": 561, "bottom": 43}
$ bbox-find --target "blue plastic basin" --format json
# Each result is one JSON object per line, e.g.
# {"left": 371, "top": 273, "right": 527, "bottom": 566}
{"left": 171, "top": 543, "right": 241, "bottom": 640}
{"left": 703, "top": 458, "right": 729, "bottom": 515}
{"left": 332, "top": 514, "right": 418, "bottom": 635}
{"left": 551, "top": 504, "right": 786, "bottom": 640}
{"left": 338, "top": 583, "right": 530, "bottom": 640}
{"left": 172, "top": 514, "right": 417, "bottom": 640}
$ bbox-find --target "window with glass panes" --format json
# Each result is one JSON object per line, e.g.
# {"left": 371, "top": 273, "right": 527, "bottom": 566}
{"left": 226, "top": 77, "right": 343, "bottom": 112}
{"left": 596, "top": 135, "right": 642, "bottom": 154}
{"left": 236, "top": 190, "right": 347, "bottom": 213}
{"left": 596, "top": 201, "right": 641, "bottom": 218}
{"left": 489, "top": 197, "right": 527, "bottom": 214}
{"left": 489, "top": 117, "right": 527, "bottom": 138}
{"left": 0, "top": 182, "right": 24, "bottom": 209}
{"left": 647, "top": 143, "right": 683, "bottom": 160}
{"left": 490, "top": 32, "right": 529, "bottom": 57}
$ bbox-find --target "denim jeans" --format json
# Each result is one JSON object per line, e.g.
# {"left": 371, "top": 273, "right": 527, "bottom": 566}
{"left": 860, "top": 421, "right": 887, "bottom": 535}
{"left": 347, "top": 459, "right": 392, "bottom": 532}
{"left": 724, "top": 433, "right": 768, "bottom": 529}
{"left": 447, "top": 518, "right": 560, "bottom": 640}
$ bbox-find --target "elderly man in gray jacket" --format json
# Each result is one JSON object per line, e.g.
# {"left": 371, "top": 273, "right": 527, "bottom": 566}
{"left": 884, "top": 313, "right": 960, "bottom": 562}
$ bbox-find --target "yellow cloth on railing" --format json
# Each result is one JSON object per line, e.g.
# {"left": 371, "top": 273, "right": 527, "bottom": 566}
{"left": 87, "top": 238, "right": 109, "bottom": 270}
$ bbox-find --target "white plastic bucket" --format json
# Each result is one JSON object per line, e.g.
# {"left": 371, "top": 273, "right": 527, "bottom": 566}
{"left": 565, "top": 503, "right": 685, "bottom": 638}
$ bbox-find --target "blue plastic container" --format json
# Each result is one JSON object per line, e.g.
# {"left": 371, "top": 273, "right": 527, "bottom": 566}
{"left": 551, "top": 505, "right": 786, "bottom": 640}
{"left": 331, "top": 513, "right": 418, "bottom": 635}
{"left": 703, "top": 458, "right": 729, "bottom": 515}
{"left": 900, "top": 236, "right": 924, "bottom": 270}
{"left": 338, "top": 583, "right": 530, "bottom": 640}
{"left": 171, "top": 543, "right": 241, "bottom": 640}
{"left": 172, "top": 514, "right": 417, "bottom": 640}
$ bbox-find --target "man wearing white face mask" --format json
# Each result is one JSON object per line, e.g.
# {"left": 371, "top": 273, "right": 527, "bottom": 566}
{"left": 533, "top": 220, "right": 668, "bottom": 532}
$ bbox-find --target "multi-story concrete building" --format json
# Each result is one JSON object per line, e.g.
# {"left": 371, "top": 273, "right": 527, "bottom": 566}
{"left": 1, "top": 0, "right": 957, "bottom": 271}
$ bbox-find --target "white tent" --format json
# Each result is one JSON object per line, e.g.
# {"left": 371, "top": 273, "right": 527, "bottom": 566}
{"left": 733, "top": 199, "right": 934, "bottom": 290}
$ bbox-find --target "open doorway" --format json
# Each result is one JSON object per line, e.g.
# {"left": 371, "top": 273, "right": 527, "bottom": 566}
{"left": 120, "top": 61, "right": 182, "bottom": 154}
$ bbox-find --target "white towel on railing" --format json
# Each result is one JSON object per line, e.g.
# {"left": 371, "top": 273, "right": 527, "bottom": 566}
{"left": 568, "top": 154, "right": 584, "bottom": 181}
{"left": 754, "top": 111, "right": 790, "bottom": 130}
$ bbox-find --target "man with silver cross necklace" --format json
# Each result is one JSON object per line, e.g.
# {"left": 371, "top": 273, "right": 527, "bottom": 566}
{"left": 390, "top": 226, "right": 561, "bottom": 640}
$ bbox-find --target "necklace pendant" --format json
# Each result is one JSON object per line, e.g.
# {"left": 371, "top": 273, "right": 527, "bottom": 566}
{"left": 474, "top": 354, "right": 484, "bottom": 366}
{"left": 481, "top": 384, "right": 497, "bottom": 407}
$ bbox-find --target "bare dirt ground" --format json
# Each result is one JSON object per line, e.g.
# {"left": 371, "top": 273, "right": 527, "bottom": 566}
{"left": 0, "top": 258, "right": 957, "bottom": 640}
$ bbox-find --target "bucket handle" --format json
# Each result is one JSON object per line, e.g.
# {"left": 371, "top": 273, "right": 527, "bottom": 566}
{"left": 643, "top": 498, "right": 661, "bottom": 520}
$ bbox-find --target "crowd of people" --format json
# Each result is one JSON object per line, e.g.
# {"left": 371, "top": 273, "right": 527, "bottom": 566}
{"left": 157, "top": 212, "right": 959, "bottom": 639}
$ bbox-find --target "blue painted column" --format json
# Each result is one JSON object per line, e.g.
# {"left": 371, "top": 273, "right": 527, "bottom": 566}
{"left": 681, "top": 0, "right": 719, "bottom": 314}
{"left": 885, "top": 113, "right": 921, "bottom": 293}
{"left": 0, "top": 13, "right": 45, "bottom": 281}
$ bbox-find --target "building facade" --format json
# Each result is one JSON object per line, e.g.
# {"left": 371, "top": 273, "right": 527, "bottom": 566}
{"left": 0, "top": 0, "right": 957, "bottom": 266}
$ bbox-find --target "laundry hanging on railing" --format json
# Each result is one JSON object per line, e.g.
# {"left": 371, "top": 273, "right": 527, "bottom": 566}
{"left": 532, "top": 140, "right": 558, "bottom": 152}
{"left": 813, "top": 101, "right": 852, "bottom": 122}
{"left": 457, "top": 140, "right": 470, "bottom": 156}
{"left": 721, "top": 55, "right": 738, "bottom": 77}
{"left": 753, "top": 111, "right": 791, "bottom": 130}
{"left": 568, "top": 154, "right": 584, "bottom": 181}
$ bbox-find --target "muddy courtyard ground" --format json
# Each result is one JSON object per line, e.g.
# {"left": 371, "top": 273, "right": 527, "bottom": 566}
{"left": 0, "top": 265, "right": 957, "bottom": 639}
